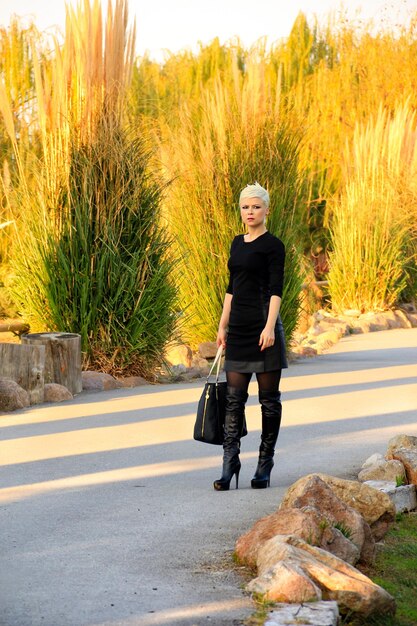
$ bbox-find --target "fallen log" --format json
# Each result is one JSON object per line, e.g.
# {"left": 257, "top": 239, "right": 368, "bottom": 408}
{"left": 0, "top": 321, "right": 30, "bottom": 336}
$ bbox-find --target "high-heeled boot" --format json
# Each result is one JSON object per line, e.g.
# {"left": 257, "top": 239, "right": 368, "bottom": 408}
{"left": 213, "top": 387, "right": 248, "bottom": 491}
{"left": 251, "top": 390, "right": 282, "bottom": 489}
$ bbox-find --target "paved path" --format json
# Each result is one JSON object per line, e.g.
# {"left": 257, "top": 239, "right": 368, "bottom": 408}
{"left": 1, "top": 328, "right": 417, "bottom": 626}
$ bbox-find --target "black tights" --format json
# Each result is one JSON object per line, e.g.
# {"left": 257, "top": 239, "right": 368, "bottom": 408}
{"left": 226, "top": 370, "right": 281, "bottom": 393}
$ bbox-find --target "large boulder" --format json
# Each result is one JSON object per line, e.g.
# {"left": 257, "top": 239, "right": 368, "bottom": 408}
{"left": 358, "top": 459, "right": 406, "bottom": 483}
{"left": 289, "top": 473, "right": 395, "bottom": 541}
{"left": 249, "top": 535, "right": 395, "bottom": 617}
{"left": 386, "top": 435, "right": 417, "bottom": 485}
{"left": 44, "top": 383, "right": 73, "bottom": 402}
{"left": 235, "top": 507, "right": 323, "bottom": 568}
{"left": 279, "top": 474, "right": 374, "bottom": 562}
{"left": 0, "top": 377, "right": 30, "bottom": 412}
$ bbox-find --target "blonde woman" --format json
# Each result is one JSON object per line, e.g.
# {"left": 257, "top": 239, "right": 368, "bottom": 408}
{"left": 214, "top": 183, "right": 287, "bottom": 491}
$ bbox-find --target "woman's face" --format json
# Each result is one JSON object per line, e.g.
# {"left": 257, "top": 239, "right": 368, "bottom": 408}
{"left": 240, "top": 196, "right": 269, "bottom": 228}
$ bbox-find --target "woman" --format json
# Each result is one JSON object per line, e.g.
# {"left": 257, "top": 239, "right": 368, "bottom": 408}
{"left": 214, "top": 182, "right": 287, "bottom": 491}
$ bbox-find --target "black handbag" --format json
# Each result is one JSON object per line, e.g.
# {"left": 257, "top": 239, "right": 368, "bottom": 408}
{"left": 193, "top": 346, "right": 248, "bottom": 445}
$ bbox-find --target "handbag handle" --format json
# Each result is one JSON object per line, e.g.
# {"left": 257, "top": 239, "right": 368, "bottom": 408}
{"left": 206, "top": 345, "right": 224, "bottom": 383}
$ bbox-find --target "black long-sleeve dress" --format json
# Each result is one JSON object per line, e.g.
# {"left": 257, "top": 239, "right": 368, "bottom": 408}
{"left": 224, "top": 231, "right": 288, "bottom": 373}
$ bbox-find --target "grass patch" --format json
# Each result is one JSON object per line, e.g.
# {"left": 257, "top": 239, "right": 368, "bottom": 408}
{"left": 342, "top": 512, "right": 417, "bottom": 626}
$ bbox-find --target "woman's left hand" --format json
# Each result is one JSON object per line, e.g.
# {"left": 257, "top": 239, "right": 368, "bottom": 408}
{"left": 259, "top": 327, "right": 275, "bottom": 351}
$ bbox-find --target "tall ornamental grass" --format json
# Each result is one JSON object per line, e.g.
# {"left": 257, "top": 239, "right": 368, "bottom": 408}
{"left": 160, "top": 60, "right": 306, "bottom": 346}
{"left": 328, "top": 102, "right": 417, "bottom": 313}
{"left": 0, "top": 0, "right": 178, "bottom": 376}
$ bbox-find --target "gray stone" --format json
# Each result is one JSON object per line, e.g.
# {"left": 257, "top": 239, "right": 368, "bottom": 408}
{"left": 44, "top": 383, "right": 73, "bottom": 402}
{"left": 0, "top": 377, "right": 30, "bottom": 412}
{"left": 81, "top": 371, "right": 123, "bottom": 391}
{"left": 264, "top": 601, "right": 339, "bottom": 626}
{"left": 364, "top": 481, "right": 417, "bottom": 513}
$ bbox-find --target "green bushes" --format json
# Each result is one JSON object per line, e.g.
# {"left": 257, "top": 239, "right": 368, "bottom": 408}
{"left": 10, "top": 125, "right": 178, "bottom": 376}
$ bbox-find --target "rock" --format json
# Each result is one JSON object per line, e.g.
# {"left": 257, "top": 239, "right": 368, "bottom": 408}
{"left": 359, "top": 313, "right": 390, "bottom": 332}
{"left": 364, "top": 481, "right": 417, "bottom": 514}
{"left": 164, "top": 344, "right": 192, "bottom": 368}
{"left": 320, "top": 526, "right": 360, "bottom": 565}
{"left": 170, "top": 363, "right": 187, "bottom": 376}
{"left": 0, "top": 377, "right": 30, "bottom": 412}
{"left": 191, "top": 355, "right": 210, "bottom": 375}
{"left": 81, "top": 371, "right": 123, "bottom": 391}
{"left": 252, "top": 535, "right": 395, "bottom": 616}
{"left": 386, "top": 435, "right": 417, "bottom": 485}
{"left": 313, "top": 330, "right": 341, "bottom": 353}
{"left": 247, "top": 560, "right": 322, "bottom": 603}
{"left": 295, "top": 473, "right": 396, "bottom": 541}
{"left": 378, "top": 310, "right": 402, "bottom": 329}
{"left": 264, "top": 601, "right": 339, "bottom": 626}
{"left": 181, "top": 368, "right": 204, "bottom": 381}
{"left": 362, "top": 453, "right": 384, "bottom": 469}
{"left": 349, "top": 320, "right": 372, "bottom": 334}
{"left": 358, "top": 459, "right": 406, "bottom": 483}
{"left": 404, "top": 311, "right": 417, "bottom": 327}
{"left": 291, "top": 345, "right": 317, "bottom": 357}
{"left": 316, "top": 320, "right": 349, "bottom": 337}
{"left": 279, "top": 475, "right": 372, "bottom": 559}
{"left": 393, "top": 309, "right": 412, "bottom": 328}
{"left": 198, "top": 341, "right": 218, "bottom": 359}
{"left": 44, "top": 383, "right": 73, "bottom": 402}
{"left": 387, "top": 447, "right": 417, "bottom": 485}
{"left": 235, "top": 507, "right": 323, "bottom": 568}
{"left": 387, "top": 434, "right": 417, "bottom": 455}
{"left": 119, "top": 376, "right": 149, "bottom": 387}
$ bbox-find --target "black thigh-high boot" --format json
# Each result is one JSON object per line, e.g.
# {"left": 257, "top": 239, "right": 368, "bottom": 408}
{"left": 251, "top": 390, "right": 282, "bottom": 489}
{"left": 213, "top": 387, "right": 248, "bottom": 491}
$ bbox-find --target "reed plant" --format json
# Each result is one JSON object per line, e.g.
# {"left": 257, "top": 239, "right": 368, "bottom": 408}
{"left": 160, "top": 62, "right": 306, "bottom": 346}
{"left": 0, "top": 0, "right": 178, "bottom": 376}
{"left": 328, "top": 102, "right": 417, "bottom": 312}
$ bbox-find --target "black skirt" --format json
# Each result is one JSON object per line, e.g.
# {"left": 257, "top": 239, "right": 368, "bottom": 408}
{"left": 224, "top": 298, "right": 288, "bottom": 373}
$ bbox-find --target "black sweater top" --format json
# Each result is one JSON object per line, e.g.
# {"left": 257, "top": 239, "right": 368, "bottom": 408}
{"left": 226, "top": 232, "right": 285, "bottom": 301}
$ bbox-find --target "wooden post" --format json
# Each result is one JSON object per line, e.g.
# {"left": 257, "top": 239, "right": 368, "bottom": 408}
{"left": 0, "top": 343, "right": 45, "bottom": 404}
{"left": 21, "top": 332, "right": 82, "bottom": 395}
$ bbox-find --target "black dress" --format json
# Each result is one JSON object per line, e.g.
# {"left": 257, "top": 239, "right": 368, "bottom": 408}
{"left": 224, "top": 231, "right": 288, "bottom": 373}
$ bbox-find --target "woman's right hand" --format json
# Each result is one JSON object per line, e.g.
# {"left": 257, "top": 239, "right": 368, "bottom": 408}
{"left": 216, "top": 327, "right": 227, "bottom": 349}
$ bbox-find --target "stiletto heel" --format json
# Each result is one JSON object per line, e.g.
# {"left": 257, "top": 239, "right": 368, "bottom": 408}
{"left": 251, "top": 458, "right": 274, "bottom": 489}
{"left": 213, "top": 387, "right": 248, "bottom": 492}
{"left": 251, "top": 390, "right": 282, "bottom": 490}
{"left": 214, "top": 460, "right": 241, "bottom": 491}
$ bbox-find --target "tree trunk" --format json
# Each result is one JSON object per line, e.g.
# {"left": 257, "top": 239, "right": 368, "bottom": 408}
{"left": 21, "top": 333, "right": 82, "bottom": 395}
{"left": 0, "top": 343, "right": 45, "bottom": 404}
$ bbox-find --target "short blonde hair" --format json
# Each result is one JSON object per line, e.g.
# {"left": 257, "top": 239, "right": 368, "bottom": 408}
{"left": 239, "top": 182, "right": 269, "bottom": 208}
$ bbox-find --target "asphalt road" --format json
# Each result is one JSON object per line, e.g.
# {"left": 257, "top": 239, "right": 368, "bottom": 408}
{"left": 1, "top": 328, "right": 417, "bottom": 626}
